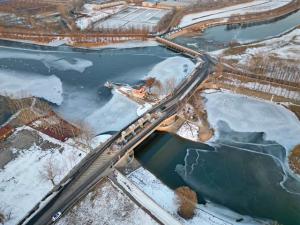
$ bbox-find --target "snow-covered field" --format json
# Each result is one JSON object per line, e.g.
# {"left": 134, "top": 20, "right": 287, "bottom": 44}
{"left": 0, "top": 127, "right": 85, "bottom": 225}
{"left": 57, "top": 178, "right": 158, "bottom": 225}
{"left": 128, "top": 167, "right": 266, "bottom": 225}
{"left": 179, "top": 0, "right": 292, "bottom": 27}
{"left": 203, "top": 91, "right": 300, "bottom": 152}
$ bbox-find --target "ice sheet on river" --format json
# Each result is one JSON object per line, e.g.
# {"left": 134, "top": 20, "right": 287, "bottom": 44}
{"left": 0, "top": 49, "right": 93, "bottom": 72}
{"left": 203, "top": 91, "right": 300, "bottom": 152}
{"left": 145, "top": 56, "right": 195, "bottom": 96}
{"left": 146, "top": 56, "right": 194, "bottom": 85}
{"left": 0, "top": 70, "right": 63, "bottom": 105}
{"left": 85, "top": 90, "right": 139, "bottom": 134}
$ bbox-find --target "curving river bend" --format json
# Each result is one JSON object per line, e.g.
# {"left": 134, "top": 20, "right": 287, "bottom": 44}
{"left": 173, "top": 10, "right": 300, "bottom": 52}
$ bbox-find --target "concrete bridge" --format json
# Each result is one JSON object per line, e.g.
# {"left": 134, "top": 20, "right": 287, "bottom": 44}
{"left": 156, "top": 36, "right": 202, "bottom": 58}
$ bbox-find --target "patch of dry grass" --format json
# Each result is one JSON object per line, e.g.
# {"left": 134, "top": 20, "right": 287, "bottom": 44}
{"left": 289, "top": 105, "right": 300, "bottom": 120}
{"left": 289, "top": 145, "right": 300, "bottom": 175}
{"left": 222, "top": 43, "right": 264, "bottom": 56}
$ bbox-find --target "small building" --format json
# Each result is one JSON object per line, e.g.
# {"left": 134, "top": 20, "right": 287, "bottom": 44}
{"left": 0, "top": 124, "right": 14, "bottom": 142}
{"left": 132, "top": 87, "right": 147, "bottom": 99}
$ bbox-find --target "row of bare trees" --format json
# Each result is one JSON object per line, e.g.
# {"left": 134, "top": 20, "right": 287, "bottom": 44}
{"left": 213, "top": 55, "right": 300, "bottom": 101}
{"left": 224, "top": 76, "right": 300, "bottom": 101}
{"left": 244, "top": 55, "right": 300, "bottom": 84}
{"left": 155, "top": 9, "right": 176, "bottom": 33}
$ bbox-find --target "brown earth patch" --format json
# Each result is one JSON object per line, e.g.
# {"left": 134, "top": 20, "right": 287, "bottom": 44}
{"left": 289, "top": 145, "right": 300, "bottom": 175}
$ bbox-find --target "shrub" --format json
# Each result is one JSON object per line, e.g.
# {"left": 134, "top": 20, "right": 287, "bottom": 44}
{"left": 175, "top": 186, "right": 198, "bottom": 219}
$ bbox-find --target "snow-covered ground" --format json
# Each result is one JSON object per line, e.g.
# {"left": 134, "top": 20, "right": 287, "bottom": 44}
{"left": 128, "top": 167, "right": 266, "bottom": 225}
{"left": 218, "top": 28, "right": 300, "bottom": 64}
{"left": 222, "top": 79, "right": 300, "bottom": 101}
{"left": 57, "top": 178, "right": 158, "bottom": 225}
{"left": 203, "top": 91, "right": 300, "bottom": 152}
{"left": 115, "top": 170, "right": 181, "bottom": 225}
{"left": 177, "top": 122, "right": 199, "bottom": 142}
{"left": 0, "top": 70, "right": 63, "bottom": 105}
{"left": 90, "top": 134, "right": 112, "bottom": 148}
{"left": 179, "top": 0, "right": 292, "bottom": 27}
{"left": 0, "top": 126, "right": 85, "bottom": 225}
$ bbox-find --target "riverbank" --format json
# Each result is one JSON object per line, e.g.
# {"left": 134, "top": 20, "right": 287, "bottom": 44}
{"left": 0, "top": 37, "right": 159, "bottom": 49}
{"left": 127, "top": 166, "right": 267, "bottom": 225}
{"left": 172, "top": 0, "right": 299, "bottom": 39}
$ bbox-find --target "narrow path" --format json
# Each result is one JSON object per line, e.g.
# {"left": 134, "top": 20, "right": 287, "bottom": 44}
{"left": 110, "top": 170, "right": 182, "bottom": 225}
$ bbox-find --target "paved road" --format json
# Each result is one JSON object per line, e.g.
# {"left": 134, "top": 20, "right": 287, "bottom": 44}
{"left": 21, "top": 53, "right": 214, "bottom": 225}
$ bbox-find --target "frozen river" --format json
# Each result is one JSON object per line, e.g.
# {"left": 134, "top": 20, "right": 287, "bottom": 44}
{"left": 0, "top": 41, "right": 195, "bottom": 134}
{"left": 173, "top": 10, "right": 300, "bottom": 51}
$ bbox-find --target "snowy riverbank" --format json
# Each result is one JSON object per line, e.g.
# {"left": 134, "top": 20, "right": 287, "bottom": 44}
{"left": 179, "top": 0, "right": 293, "bottom": 27}
{"left": 128, "top": 167, "right": 268, "bottom": 225}
{"left": 214, "top": 28, "right": 300, "bottom": 65}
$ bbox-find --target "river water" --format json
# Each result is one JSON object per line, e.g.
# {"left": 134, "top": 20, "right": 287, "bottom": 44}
{"left": 135, "top": 125, "right": 300, "bottom": 225}
{"left": 173, "top": 10, "right": 300, "bottom": 52}
{"left": 0, "top": 41, "right": 177, "bottom": 133}
{"left": 135, "top": 9, "right": 300, "bottom": 225}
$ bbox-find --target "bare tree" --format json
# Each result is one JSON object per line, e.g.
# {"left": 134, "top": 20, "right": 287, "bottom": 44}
{"left": 145, "top": 77, "right": 156, "bottom": 94}
{"left": 0, "top": 207, "right": 12, "bottom": 225}
{"left": 40, "top": 157, "right": 62, "bottom": 186}
{"left": 76, "top": 121, "right": 95, "bottom": 151}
